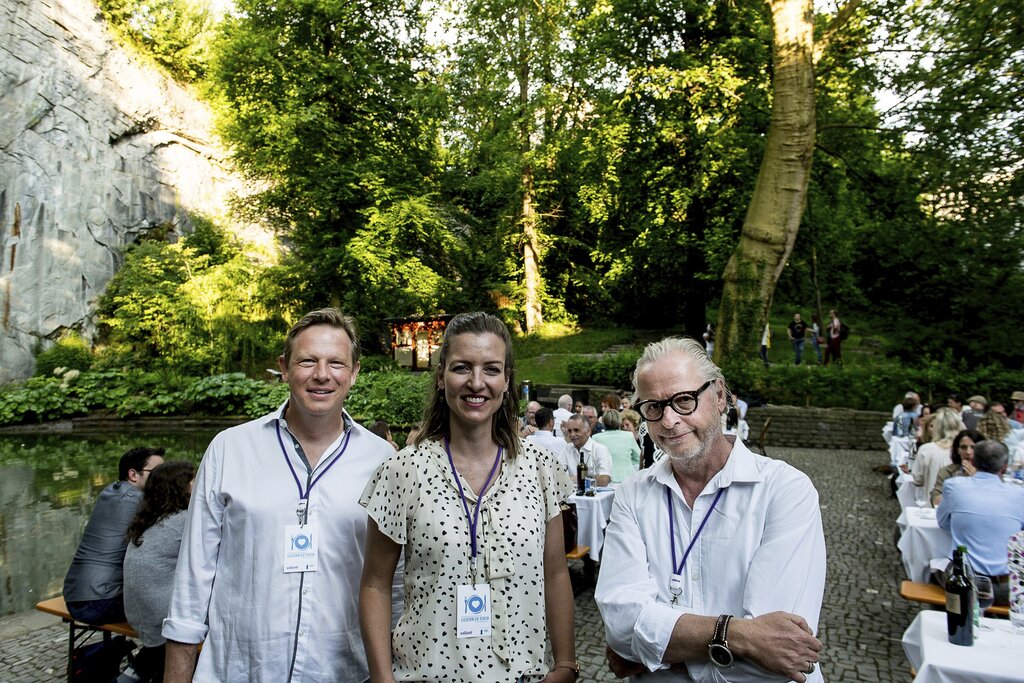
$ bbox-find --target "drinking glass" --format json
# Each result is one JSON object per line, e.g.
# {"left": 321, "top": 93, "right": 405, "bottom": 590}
{"left": 974, "top": 575, "right": 994, "bottom": 631}
{"left": 1011, "top": 594, "right": 1024, "bottom": 634}
{"left": 914, "top": 486, "right": 929, "bottom": 508}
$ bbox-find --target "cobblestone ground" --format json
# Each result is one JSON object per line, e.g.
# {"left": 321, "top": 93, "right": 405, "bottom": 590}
{"left": 0, "top": 447, "right": 914, "bottom": 682}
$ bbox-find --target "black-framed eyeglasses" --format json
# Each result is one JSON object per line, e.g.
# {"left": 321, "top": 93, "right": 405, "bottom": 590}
{"left": 634, "top": 380, "right": 715, "bottom": 421}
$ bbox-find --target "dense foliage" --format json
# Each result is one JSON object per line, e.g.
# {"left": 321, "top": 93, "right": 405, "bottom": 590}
{"left": 45, "top": 0, "right": 1024, "bottom": 387}
{"left": 0, "top": 368, "right": 431, "bottom": 427}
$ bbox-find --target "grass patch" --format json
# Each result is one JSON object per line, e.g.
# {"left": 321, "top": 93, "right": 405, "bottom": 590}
{"left": 512, "top": 323, "right": 638, "bottom": 359}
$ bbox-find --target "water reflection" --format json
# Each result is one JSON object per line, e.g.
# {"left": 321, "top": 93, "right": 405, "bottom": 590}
{"left": 0, "top": 431, "right": 216, "bottom": 616}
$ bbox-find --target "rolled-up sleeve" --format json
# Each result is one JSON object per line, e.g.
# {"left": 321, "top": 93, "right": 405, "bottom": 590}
{"left": 162, "top": 440, "right": 225, "bottom": 644}
{"left": 595, "top": 481, "right": 679, "bottom": 672}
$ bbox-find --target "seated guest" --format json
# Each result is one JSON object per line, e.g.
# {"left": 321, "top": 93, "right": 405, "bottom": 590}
{"left": 620, "top": 408, "right": 642, "bottom": 445}
{"left": 368, "top": 420, "right": 400, "bottom": 451}
{"left": 912, "top": 407, "right": 964, "bottom": 504}
{"left": 978, "top": 410, "right": 1021, "bottom": 451}
{"left": 593, "top": 409, "right": 641, "bottom": 483}
{"left": 123, "top": 461, "right": 195, "bottom": 682}
{"left": 527, "top": 407, "right": 568, "bottom": 455}
{"left": 559, "top": 414, "right": 612, "bottom": 486}
{"left": 962, "top": 395, "right": 987, "bottom": 430}
{"left": 520, "top": 400, "right": 542, "bottom": 437}
{"left": 930, "top": 430, "right": 983, "bottom": 507}
{"left": 601, "top": 392, "right": 622, "bottom": 415}
{"left": 583, "top": 404, "right": 605, "bottom": 434}
{"left": 937, "top": 440, "right": 1024, "bottom": 606}
{"left": 722, "top": 404, "right": 750, "bottom": 441}
{"left": 63, "top": 447, "right": 165, "bottom": 624}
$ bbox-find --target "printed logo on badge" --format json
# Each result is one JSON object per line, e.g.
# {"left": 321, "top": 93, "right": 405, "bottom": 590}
{"left": 283, "top": 523, "right": 319, "bottom": 573}
{"left": 456, "top": 583, "right": 492, "bottom": 638}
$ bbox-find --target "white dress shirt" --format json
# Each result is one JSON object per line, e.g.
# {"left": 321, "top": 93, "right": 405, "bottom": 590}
{"left": 527, "top": 429, "right": 568, "bottom": 457}
{"left": 162, "top": 403, "right": 402, "bottom": 682}
{"left": 595, "top": 437, "right": 826, "bottom": 682}
{"left": 552, "top": 407, "right": 574, "bottom": 437}
{"left": 558, "top": 438, "right": 612, "bottom": 479}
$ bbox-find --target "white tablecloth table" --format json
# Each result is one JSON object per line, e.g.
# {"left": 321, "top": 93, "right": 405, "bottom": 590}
{"left": 897, "top": 506, "right": 952, "bottom": 582}
{"left": 902, "top": 610, "right": 1024, "bottom": 683}
{"left": 568, "top": 489, "right": 615, "bottom": 561}
{"left": 897, "top": 471, "right": 922, "bottom": 509}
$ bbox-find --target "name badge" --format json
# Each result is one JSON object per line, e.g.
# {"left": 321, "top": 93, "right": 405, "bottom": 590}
{"left": 283, "top": 523, "right": 318, "bottom": 573}
{"left": 456, "top": 583, "right": 492, "bottom": 638}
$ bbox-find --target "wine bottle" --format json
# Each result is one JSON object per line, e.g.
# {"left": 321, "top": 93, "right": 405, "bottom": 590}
{"left": 945, "top": 545, "right": 974, "bottom": 645}
{"left": 577, "top": 451, "right": 588, "bottom": 496}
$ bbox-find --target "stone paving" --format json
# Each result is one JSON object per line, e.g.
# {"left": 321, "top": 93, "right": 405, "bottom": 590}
{"left": 0, "top": 446, "right": 918, "bottom": 682}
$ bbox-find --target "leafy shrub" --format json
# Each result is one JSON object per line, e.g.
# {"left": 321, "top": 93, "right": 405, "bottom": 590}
{"left": 184, "top": 373, "right": 274, "bottom": 416}
{"left": 34, "top": 335, "right": 93, "bottom": 377}
{"left": 243, "top": 382, "right": 291, "bottom": 417}
{"left": 346, "top": 371, "right": 432, "bottom": 426}
{"left": 0, "top": 377, "right": 88, "bottom": 424}
{"left": 359, "top": 355, "right": 400, "bottom": 373}
{"left": 567, "top": 350, "right": 642, "bottom": 388}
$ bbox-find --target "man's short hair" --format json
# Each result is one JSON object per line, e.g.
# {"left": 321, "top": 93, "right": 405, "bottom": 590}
{"left": 558, "top": 394, "right": 573, "bottom": 410}
{"left": 582, "top": 405, "right": 598, "bottom": 419}
{"left": 972, "top": 440, "right": 1009, "bottom": 474}
{"left": 632, "top": 337, "right": 725, "bottom": 393}
{"left": 119, "top": 446, "right": 165, "bottom": 481}
{"left": 566, "top": 413, "right": 589, "bottom": 433}
{"left": 535, "top": 407, "right": 554, "bottom": 430}
{"left": 283, "top": 308, "right": 360, "bottom": 366}
{"left": 602, "top": 409, "right": 622, "bottom": 430}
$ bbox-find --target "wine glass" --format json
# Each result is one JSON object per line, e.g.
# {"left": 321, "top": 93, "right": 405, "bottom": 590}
{"left": 913, "top": 486, "right": 929, "bottom": 508}
{"left": 974, "top": 575, "right": 994, "bottom": 630}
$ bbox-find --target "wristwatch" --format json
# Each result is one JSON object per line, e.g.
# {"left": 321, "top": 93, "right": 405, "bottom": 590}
{"left": 708, "top": 614, "right": 734, "bottom": 668}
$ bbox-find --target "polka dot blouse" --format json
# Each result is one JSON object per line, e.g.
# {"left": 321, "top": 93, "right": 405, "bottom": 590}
{"left": 360, "top": 437, "right": 573, "bottom": 682}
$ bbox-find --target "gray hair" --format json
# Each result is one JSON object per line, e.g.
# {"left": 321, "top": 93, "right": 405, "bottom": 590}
{"left": 601, "top": 409, "right": 622, "bottom": 430}
{"left": 558, "top": 394, "right": 573, "bottom": 410}
{"left": 973, "top": 440, "right": 1009, "bottom": 474}
{"left": 632, "top": 337, "right": 727, "bottom": 397}
{"left": 565, "top": 413, "right": 589, "bottom": 434}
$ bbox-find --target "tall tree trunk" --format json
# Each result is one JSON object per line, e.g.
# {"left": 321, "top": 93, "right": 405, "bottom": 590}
{"left": 715, "top": 0, "right": 815, "bottom": 360}
{"left": 518, "top": 2, "right": 542, "bottom": 333}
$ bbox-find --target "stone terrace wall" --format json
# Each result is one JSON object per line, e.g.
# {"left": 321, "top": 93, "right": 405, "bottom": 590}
{"left": 745, "top": 405, "right": 889, "bottom": 452}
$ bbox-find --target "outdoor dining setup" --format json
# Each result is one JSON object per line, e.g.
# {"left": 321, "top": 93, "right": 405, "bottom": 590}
{"left": 891, "top": 435, "right": 1024, "bottom": 683}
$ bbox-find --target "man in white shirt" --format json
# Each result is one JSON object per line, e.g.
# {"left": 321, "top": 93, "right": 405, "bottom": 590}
{"left": 559, "top": 414, "right": 612, "bottom": 486}
{"left": 552, "top": 394, "right": 574, "bottom": 437}
{"left": 163, "top": 309, "right": 401, "bottom": 683}
{"left": 527, "top": 407, "right": 567, "bottom": 456}
{"left": 595, "top": 336, "right": 825, "bottom": 682}
{"left": 519, "top": 400, "right": 541, "bottom": 437}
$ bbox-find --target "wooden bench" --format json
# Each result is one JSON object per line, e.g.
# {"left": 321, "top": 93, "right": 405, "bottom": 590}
{"left": 36, "top": 595, "right": 137, "bottom": 682}
{"left": 566, "top": 545, "right": 591, "bottom": 561}
{"left": 899, "top": 580, "right": 1009, "bottom": 617}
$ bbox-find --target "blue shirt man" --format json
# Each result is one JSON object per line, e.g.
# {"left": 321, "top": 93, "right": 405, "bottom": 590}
{"left": 937, "top": 440, "right": 1024, "bottom": 604}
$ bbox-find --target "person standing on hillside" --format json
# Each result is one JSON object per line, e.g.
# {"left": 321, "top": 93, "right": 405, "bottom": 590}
{"left": 787, "top": 313, "right": 808, "bottom": 365}
{"left": 824, "top": 309, "right": 843, "bottom": 366}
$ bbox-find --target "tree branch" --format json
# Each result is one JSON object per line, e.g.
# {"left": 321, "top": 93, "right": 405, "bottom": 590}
{"left": 814, "top": 0, "right": 863, "bottom": 64}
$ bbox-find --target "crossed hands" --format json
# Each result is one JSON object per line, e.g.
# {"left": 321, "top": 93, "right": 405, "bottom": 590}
{"left": 605, "top": 611, "right": 822, "bottom": 682}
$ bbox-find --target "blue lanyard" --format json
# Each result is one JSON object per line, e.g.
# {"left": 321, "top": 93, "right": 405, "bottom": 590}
{"left": 445, "top": 438, "right": 503, "bottom": 569}
{"left": 667, "top": 486, "right": 725, "bottom": 575}
{"left": 276, "top": 421, "right": 352, "bottom": 522}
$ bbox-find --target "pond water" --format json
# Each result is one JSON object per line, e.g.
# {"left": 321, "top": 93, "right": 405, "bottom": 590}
{"left": 0, "top": 430, "right": 217, "bottom": 617}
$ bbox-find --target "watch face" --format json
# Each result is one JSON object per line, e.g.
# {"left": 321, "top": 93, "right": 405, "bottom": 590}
{"left": 708, "top": 642, "right": 734, "bottom": 668}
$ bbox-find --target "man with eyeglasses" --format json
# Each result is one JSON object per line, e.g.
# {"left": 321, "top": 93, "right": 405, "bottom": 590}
{"left": 595, "top": 337, "right": 825, "bottom": 683}
{"left": 63, "top": 446, "right": 165, "bottom": 625}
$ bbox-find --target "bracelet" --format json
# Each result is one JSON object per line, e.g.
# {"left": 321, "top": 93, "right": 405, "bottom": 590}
{"left": 552, "top": 660, "right": 580, "bottom": 680}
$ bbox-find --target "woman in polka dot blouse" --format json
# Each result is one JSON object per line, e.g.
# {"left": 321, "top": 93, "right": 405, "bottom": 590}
{"left": 360, "top": 312, "right": 579, "bottom": 682}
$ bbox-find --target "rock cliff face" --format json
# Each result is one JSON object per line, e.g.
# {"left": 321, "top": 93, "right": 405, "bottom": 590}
{"left": 0, "top": 0, "right": 253, "bottom": 382}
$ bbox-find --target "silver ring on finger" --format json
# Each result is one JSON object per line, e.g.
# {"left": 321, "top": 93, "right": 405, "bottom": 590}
{"left": 804, "top": 661, "right": 816, "bottom": 675}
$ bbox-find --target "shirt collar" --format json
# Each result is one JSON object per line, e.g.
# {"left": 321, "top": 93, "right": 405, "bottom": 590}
{"left": 261, "top": 399, "right": 355, "bottom": 433}
{"left": 651, "top": 434, "right": 764, "bottom": 497}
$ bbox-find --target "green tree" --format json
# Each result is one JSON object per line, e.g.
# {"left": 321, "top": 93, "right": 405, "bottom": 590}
{"left": 209, "top": 0, "right": 456, "bottom": 336}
